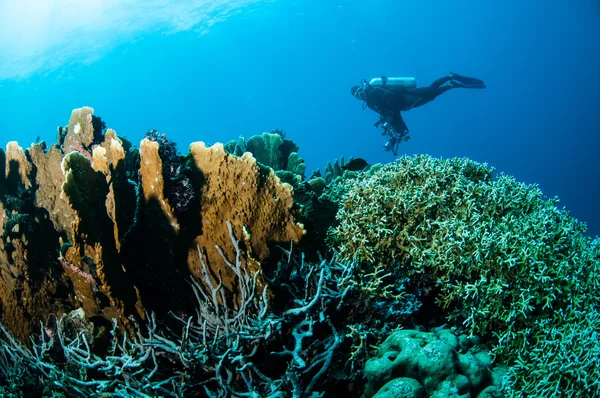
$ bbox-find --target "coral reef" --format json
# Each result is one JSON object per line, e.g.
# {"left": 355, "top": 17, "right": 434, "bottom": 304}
{"left": 0, "top": 107, "right": 307, "bottom": 341}
{"left": 0, "top": 221, "right": 358, "bottom": 396}
{"left": 327, "top": 154, "right": 600, "bottom": 396}
{"left": 1, "top": 108, "right": 598, "bottom": 397}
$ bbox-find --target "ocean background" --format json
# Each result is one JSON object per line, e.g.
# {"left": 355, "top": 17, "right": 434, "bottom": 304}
{"left": 1, "top": 0, "right": 598, "bottom": 237}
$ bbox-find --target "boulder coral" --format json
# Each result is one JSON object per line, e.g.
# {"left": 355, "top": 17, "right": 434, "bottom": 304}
{"left": 363, "top": 329, "right": 502, "bottom": 398}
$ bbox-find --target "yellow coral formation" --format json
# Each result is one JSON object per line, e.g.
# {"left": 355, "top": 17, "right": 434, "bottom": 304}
{"left": 139, "top": 138, "right": 179, "bottom": 233}
{"left": 28, "top": 143, "right": 75, "bottom": 235}
{"left": 61, "top": 150, "right": 137, "bottom": 327}
{"left": 92, "top": 130, "right": 127, "bottom": 249}
{"left": 0, "top": 202, "right": 4, "bottom": 235}
{"left": 65, "top": 106, "right": 95, "bottom": 151}
{"left": 187, "top": 141, "right": 305, "bottom": 287}
{"left": 0, "top": 204, "right": 68, "bottom": 341}
{"left": 93, "top": 129, "right": 125, "bottom": 174}
{"left": 5, "top": 141, "right": 32, "bottom": 189}
{"left": 92, "top": 146, "right": 108, "bottom": 173}
{"left": 0, "top": 108, "right": 308, "bottom": 345}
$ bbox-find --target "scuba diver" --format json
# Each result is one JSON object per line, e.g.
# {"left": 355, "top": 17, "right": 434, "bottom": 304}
{"left": 350, "top": 73, "right": 486, "bottom": 155}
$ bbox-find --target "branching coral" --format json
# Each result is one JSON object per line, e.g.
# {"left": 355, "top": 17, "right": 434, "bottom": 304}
{"left": 327, "top": 154, "right": 600, "bottom": 396}
{"left": 0, "top": 220, "right": 361, "bottom": 397}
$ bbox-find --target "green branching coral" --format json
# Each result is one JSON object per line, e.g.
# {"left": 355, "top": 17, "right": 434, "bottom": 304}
{"left": 327, "top": 154, "right": 600, "bottom": 396}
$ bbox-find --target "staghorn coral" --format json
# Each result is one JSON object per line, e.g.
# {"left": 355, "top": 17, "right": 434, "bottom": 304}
{"left": 328, "top": 154, "right": 600, "bottom": 396}
{"left": 9, "top": 106, "right": 600, "bottom": 397}
{"left": 0, "top": 221, "right": 363, "bottom": 397}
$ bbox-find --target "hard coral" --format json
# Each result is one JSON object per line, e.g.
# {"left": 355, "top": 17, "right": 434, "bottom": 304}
{"left": 186, "top": 141, "right": 305, "bottom": 291}
{"left": 0, "top": 107, "right": 311, "bottom": 351}
{"left": 328, "top": 154, "right": 600, "bottom": 396}
{"left": 62, "top": 106, "right": 95, "bottom": 155}
{"left": 363, "top": 329, "right": 502, "bottom": 398}
{"left": 4, "top": 142, "right": 32, "bottom": 189}
{"left": 28, "top": 143, "right": 75, "bottom": 236}
{"left": 0, "top": 142, "right": 73, "bottom": 342}
{"left": 224, "top": 131, "right": 307, "bottom": 179}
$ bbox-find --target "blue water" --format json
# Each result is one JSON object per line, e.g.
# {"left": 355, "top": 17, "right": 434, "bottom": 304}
{"left": 1, "top": 0, "right": 599, "bottom": 236}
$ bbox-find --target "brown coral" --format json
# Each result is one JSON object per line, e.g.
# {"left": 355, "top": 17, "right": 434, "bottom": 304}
{"left": 187, "top": 142, "right": 305, "bottom": 291}
{"left": 92, "top": 130, "right": 129, "bottom": 249}
{"left": 63, "top": 106, "right": 95, "bottom": 154}
{"left": 28, "top": 143, "right": 75, "bottom": 236}
{"left": 5, "top": 141, "right": 32, "bottom": 189}
{"left": 0, "top": 107, "right": 307, "bottom": 344}
{"left": 0, "top": 192, "right": 72, "bottom": 342}
{"left": 139, "top": 138, "right": 179, "bottom": 233}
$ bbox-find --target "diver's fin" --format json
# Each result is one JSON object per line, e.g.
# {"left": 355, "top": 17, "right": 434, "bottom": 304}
{"left": 449, "top": 73, "right": 485, "bottom": 87}
{"left": 450, "top": 80, "right": 486, "bottom": 89}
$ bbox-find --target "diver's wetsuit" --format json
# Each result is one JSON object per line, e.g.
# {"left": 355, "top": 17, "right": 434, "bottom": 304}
{"left": 364, "top": 75, "right": 454, "bottom": 118}
{"left": 359, "top": 73, "right": 485, "bottom": 154}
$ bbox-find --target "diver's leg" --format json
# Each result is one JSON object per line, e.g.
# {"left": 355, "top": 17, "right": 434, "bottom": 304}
{"left": 407, "top": 86, "right": 453, "bottom": 108}
{"left": 429, "top": 75, "right": 453, "bottom": 88}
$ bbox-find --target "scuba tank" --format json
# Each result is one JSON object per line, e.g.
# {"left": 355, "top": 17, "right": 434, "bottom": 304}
{"left": 368, "top": 76, "right": 417, "bottom": 90}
